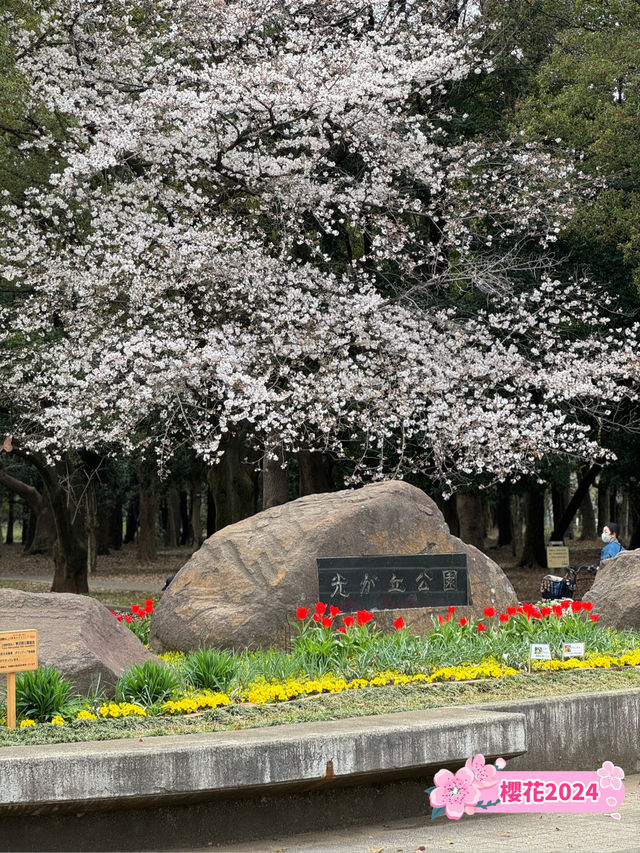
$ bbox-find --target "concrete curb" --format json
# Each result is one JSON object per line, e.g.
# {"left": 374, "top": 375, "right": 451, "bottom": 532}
{"left": 0, "top": 706, "right": 526, "bottom": 811}
{"left": 0, "top": 688, "right": 638, "bottom": 851}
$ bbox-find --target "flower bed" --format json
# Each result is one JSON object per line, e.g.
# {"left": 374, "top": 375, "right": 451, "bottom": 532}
{"left": 3, "top": 600, "right": 639, "bottom": 733}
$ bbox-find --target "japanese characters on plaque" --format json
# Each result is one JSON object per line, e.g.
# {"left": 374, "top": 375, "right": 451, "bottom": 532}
{"left": 0, "top": 630, "right": 38, "bottom": 674}
{"left": 317, "top": 554, "right": 469, "bottom": 611}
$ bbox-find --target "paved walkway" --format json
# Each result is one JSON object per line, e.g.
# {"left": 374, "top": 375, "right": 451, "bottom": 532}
{"left": 214, "top": 775, "right": 640, "bottom": 853}
{"left": 0, "top": 573, "right": 163, "bottom": 593}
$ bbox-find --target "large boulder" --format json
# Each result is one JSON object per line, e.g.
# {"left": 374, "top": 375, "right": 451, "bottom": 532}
{"left": 0, "top": 589, "right": 157, "bottom": 695}
{"left": 151, "top": 481, "right": 516, "bottom": 652}
{"left": 582, "top": 550, "right": 640, "bottom": 631}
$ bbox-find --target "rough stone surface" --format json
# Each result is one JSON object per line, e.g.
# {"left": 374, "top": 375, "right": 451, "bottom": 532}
{"left": 582, "top": 549, "right": 640, "bottom": 630}
{"left": 150, "top": 481, "right": 516, "bottom": 652}
{"left": 0, "top": 588, "right": 157, "bottom": 694}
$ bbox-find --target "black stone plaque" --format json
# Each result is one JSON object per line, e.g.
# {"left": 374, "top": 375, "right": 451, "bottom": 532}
{"left": 317, "top": 554, "right": 469, "bottom": 611}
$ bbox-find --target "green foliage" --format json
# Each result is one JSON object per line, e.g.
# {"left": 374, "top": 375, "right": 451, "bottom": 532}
{"left": 125, "top": 616, "right": 151, "bottom": 645}
{"left": 183, "top": 647, "right": 239, "bottom": 692}
{"left": 16, "top": 665, "right": 75, "bottom": 722}
{"left": 115, "top": 660, "right": 179, "bottom": 707}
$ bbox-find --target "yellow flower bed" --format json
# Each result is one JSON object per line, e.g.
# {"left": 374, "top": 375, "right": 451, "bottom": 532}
{"left": 98, "top": 702, "right": 147, "bottom": 718}
{"left": 533, "top": 650, "right": 640, "bottom": 672}
{"left": 162, "top": 693, "right": 231, "bottom": 715}
{"left": 76, "top": 710, "right": 98, "bottom": 721}
{"left": 16, "top": 652, "right": 637, "bottom": 726}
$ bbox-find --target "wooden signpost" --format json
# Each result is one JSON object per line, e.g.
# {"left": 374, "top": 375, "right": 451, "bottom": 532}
{"left": 0, "top": 630, "right": 38, "bottom": 729}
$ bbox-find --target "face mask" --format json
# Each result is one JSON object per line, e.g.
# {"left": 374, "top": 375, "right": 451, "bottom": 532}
{"left": 601, "top": 533, "right": 612, "bottom": 544}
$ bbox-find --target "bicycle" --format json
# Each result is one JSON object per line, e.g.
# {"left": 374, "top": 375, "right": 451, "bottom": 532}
{"left": 540, "top": 564, "right": 598, "bottom": 601}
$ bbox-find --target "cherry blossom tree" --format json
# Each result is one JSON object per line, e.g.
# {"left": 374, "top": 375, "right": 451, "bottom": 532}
{"left": 1, "top": 0, "right": 639, "bottom": 576}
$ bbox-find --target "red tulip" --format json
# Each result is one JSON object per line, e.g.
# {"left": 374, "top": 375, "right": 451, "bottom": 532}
{"left": 552, "top": 604, "right": 563, "bottom": 618}
{"left": 459, "top": 617, "right": 468, "bottom": 627}
{"left": 437, "top": 614, "right": 445, "bottom": 626}
{"left": 315, "top": 602, "right": 327, "bottom": 616}
{"left": 483, "top": 607, "right": 496, "bottom": 618}
{"left": 329, "top": 604, "right": 341, "bottom": 617}
{"left": 322, "top": 616, "right": 333, "bottom": 628}
{"left": 571, "top": 601, "right": 582, "bottom": 613}
{"left": 357, "top": 609, "right": 373, "bottom": 626}
{"left": 312, "top": 613, "right": 321, "bottom": 623}
{"left": 116, "top": 614, "right": 124, "bottom": 622}
{"left": 393, "top": 617, "right": 405, "bottom": 631}
{"left": 589, "top": 614, "right": 600, "bottom": 622}
{"left": 144, "top": 601, "right": 154, "bottom": 614}
{"left": 499, "top": 613, "right": 509, "bottom": 623}
{"left": 561, "top": 600, "right": 571, "bottom": 609}
{"left": 477, "top": 622, "right": 486, "bottom": 632}
{"left": 131, "top": 605, "right": 141, "bottom": 614}
{"left": 507, "top": 606, "right": 517, "bottom": 616}
{"left": 343, "top": 615, "right": 355, "bottom": 628}
{"left": 448, "top": 606, "right": 456, "bottom": 614}
{"left": 582, "top": 601, "right": 594, "bottom": 612}
{"left": 540, "top": 607, "right": 551, "bottom": 617}
{"left": 337, "top": 626, "right": 346, "bottom": 634}
{"left": 125, "top": 614, "right": 133, "bottom": 623}
{"left": 296, "top": 607, "right": 309, "bottom": 620}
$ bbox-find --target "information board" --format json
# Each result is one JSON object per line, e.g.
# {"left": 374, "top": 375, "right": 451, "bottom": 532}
{"left": 546, "top": 546, "right": 570, "bottom": 569}
{"left": 0, "top": 630, "right": 38, "bottom": 674}
{"left": 317, "top": 554, "right": 469, "bottom": 611}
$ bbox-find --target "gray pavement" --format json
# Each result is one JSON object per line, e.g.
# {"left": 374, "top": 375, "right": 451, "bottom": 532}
{"left": 212, "top": 775, "right": 640, "bottom": 853}
{"left": 0, "top": 572, "right": 162, "bottom": 592}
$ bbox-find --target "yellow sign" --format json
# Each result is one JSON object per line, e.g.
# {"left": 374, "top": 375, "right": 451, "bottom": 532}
{"left": 546, "top": 546, "right": 570, "bottom": 569}
{"left": 0, "top": 630, "right": 38, "bottom": 730}
{"left": 0, "top": 630, "right": 38, "bottom": 674}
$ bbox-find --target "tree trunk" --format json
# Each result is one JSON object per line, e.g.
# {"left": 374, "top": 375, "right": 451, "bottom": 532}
{"left": 550, "top": 464, "right": 601, "bottom": 541}
{"left": 0, "top": 466, "right": 55, "bottom": 554}
{"left": 298, "top": 450, "right": 332, "bottom": 496}
{"left": 208, "top": 433, "right": 257, "bottom": 531}
{"left": 179, "top": 490, "right": 191, "bottom": 545}
{"left": 190, "top": 461, "right": 203, "bottom": 550}
{"left": 578, "top": 465, "right": 597, "bottom": 540}
{"left": 263, "top": 446, "right": 289, "bottom": 510}
{"left": 597, "top": 481, "right": 609, "bottom": 533}
{"left": 86, "top": 481, "right": 98, "bottom": 575}
{"left": 40, "top": 460, "right": 88, "bottom": 593}
{"left": 5, "top": 494, "right": 14, "bottom": 544}
{"left": 137, "top": 484, "right": 157, "bottom": 562}
{"left": 511, "top": 493, "right": 524, "bottom": 559}
{"left": 629, "top": 486, "right": 640, "bottom": 549}
{"left": 456, "top": 489, "right": 485, "bottom": 550}
{"left": 108, "top": 500, "right": 123, "bottom": 551}
{"left": 519, "top": 483, "right": 547, "bottom": 568}
{"left": 434, "top": 495, "right": 459, "bottom": 538}
{"left": 124, "top": 499, "right": 138, "bottom": 544}
{"left": 608, "top": 487, "right": 618, "bottom": 524}
{"left": 206, "top": 485, "right": 215, "bottom": 537}
{"left": 165, "top": 488, "right": 181, "bottom": 548}
{"left": 495, "top": 483, "right": 512, "bottom": 547}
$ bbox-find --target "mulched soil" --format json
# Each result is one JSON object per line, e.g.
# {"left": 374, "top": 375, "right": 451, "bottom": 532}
{"left": 0, "top": 543, "right": 187, "bottom": 588}
{"left": 0, "top": 538, "right": 603, "bottom": 602}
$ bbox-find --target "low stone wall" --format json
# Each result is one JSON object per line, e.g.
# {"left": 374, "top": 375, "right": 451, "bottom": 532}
{"left": 0, "top": 688, "right": 638, "bottom": 851}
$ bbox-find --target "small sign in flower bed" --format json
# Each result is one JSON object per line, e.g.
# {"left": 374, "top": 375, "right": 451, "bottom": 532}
{"left": 2, "top": 600, "right": 639, "bottom": 739}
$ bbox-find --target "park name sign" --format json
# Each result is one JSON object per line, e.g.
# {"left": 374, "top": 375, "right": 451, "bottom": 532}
{"left": 317, "top": 554, "right": 469, "bottom": 611}
{"left": 0, "top": 630, "right": 38, "bottom": 730}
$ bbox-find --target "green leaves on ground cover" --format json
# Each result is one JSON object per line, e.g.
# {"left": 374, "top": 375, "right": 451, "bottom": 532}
{"left": 16, "top": 666, "right": 76, "bottom": 722}
{"left": 115, "top": 660, "right": 180, "bottom": 707}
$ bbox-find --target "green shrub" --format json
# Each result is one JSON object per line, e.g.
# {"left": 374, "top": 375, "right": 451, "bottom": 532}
{"left": 115, "top": 660, "right": 180, "bottom": 707}
{"left": 183, "top": 647, "right": 238, "bottom": 692}
{"left": 16, "top": 666, "right": 75, "bottom": 722}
